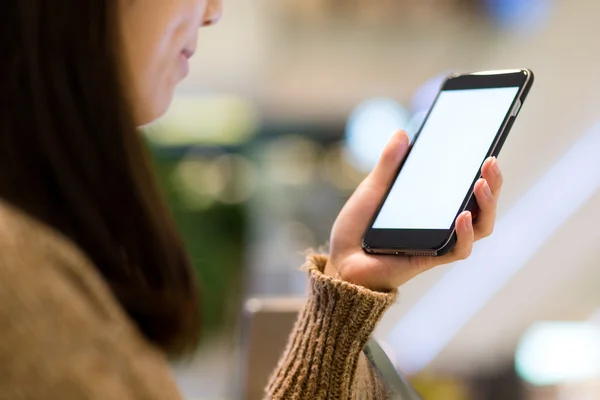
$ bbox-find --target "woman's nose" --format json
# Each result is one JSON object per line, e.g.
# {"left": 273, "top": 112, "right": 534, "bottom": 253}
{"left": 202, "top": 0, "right": 222, "bottom": 27}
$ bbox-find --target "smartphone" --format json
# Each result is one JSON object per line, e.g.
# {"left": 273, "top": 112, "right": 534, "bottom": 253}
{"left": 362, "top": 69, "right": 534, "bottom": 257}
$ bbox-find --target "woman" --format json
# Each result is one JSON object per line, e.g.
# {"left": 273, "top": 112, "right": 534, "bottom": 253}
{"left": 0, "top": 0, "right": 504, "bottom": 399}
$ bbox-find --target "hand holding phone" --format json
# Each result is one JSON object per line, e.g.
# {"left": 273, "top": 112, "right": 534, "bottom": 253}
{"left": 363, "top": 69, "right": 533, "bottom": 256}
{"left": 326, "top": 69, "right": 532, "bottom": 291}
{"left": 326, "top": 130, "right": 503, "bottom": 291}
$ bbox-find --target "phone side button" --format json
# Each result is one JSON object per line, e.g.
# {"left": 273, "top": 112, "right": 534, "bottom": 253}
{"left": 493, "top": 117, "right": 515, "bottom": 157}
{"left": 511, "top": 99, "right": 522, "bottom": 117}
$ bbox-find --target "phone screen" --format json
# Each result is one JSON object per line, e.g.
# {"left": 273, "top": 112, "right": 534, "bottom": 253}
{"left": 372, "top": 87, "right": 520, "bottom": 231}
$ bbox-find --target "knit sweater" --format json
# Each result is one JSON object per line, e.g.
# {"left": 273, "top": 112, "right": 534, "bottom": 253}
{"left": 0, "top": 199, "right": 398, "bottom": 399}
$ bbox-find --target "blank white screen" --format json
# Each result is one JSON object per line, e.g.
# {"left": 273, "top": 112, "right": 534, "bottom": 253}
{"left": 373, "top": 87, "right": 519, "bottom": 230}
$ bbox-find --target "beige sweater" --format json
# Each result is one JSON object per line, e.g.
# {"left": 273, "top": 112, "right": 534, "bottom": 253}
{"left": 0, "top": 200, "right": 397, "bottom": 400}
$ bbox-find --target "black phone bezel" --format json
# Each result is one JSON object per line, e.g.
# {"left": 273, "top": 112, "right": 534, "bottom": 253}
{"left": 362, "top": 69, "right": 534, "bottom": 256}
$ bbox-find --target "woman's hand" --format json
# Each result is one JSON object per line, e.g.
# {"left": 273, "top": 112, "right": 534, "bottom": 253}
{"left": 326, "top": 130, "right": 504, "bottom": 292}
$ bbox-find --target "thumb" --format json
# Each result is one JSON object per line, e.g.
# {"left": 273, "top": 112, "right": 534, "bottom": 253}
{"left": 367, "top": 130, "right": 410, "bottom": 193}
{"left": 333, "top": 131, "right": 410, "bottom": 244}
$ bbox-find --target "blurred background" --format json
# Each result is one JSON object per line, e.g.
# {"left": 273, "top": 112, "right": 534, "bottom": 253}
{"left": 143, "top": 0, "right": 600, "bottom": 398}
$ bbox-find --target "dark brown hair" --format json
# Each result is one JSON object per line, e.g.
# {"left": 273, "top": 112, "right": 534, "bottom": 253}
{"left": 0, "top": 1, "right": 202, "bottom": 356}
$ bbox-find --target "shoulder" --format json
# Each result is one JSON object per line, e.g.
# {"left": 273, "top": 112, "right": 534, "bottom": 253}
{"left": 0, "top": 199, "right": 109, "bottom": 315}
{"left": 0, "top": 198, "right": 132, "bottom": 330}
{"left": 0, "top": 199, "right": 181, "bottom": 398}
{"left": 0, "top": 198, "right": 87, "bottom": 276}
{"left": 0, "top": 198, "right": 141, "bottom": 329}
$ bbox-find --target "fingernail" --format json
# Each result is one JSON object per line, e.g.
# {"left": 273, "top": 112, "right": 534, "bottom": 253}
{"left": 483, "top": 180, "right": 493, "bottom": 199}
{"left": 492, "top": 157, "right": 501, "bottom": 175}
{"left": 464, "top": 212, "right": 472, "bottom": 229}
{"left": 398, "top": 130, "right": 409, "bottom": 147}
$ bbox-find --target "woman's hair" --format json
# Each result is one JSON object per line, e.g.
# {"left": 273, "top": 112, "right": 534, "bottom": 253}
{"left": 0, "top": 2, "right": 202, "bottom": 356}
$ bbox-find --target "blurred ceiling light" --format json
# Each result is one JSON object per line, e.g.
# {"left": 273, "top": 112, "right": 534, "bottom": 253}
{"left": 515, "top": 322, "right": 600, "bottom": 386}
{"left": 387, "top": 122, "right": 600, "bottom": 374}
{"left": 484, "top": 0, "right": 553, "bottom": 32}
{"left": 263, "top": 135, "right": 321, "bottom": 186}
{"left": 346, "top": 98, "right": 409, "bottom": 172}
{"left": 145, "top": 94, "right": 259, "bottom": 147}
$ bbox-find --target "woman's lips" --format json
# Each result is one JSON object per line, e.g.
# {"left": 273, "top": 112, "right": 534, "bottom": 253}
{"left": 180, "top": 49, "right": 195, "bottom": 78}
{"left": 180, "top": 53, "right": 190, "bottom": 77}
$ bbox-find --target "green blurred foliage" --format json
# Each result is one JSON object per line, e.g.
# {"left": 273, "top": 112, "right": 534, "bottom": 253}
{"left": 152, "top": 153, "right": 246, "bottom": 339}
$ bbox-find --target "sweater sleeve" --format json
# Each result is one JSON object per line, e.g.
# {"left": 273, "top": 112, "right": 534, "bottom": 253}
{"left": 266, "top": 254, "right": 398, "bottom": 400}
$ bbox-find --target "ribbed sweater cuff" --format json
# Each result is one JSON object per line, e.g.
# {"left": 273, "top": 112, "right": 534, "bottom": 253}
{"left": 266, "top": 254, "right": 398, "bottom": 399}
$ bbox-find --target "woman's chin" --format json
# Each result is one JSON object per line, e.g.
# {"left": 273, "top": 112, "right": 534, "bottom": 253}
{"left": 135, "top": 98, "right": 173, "bottom": 128}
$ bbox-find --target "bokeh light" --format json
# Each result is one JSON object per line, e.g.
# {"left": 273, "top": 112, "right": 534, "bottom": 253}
{"left": 173, "top": 152, "right": 258, "bottom": 209}
{"left": 214, "top": 154, "right": 258, "bottom": 205}
{"left": 262, "top": 135, "right": 321, "bottom": 186}
{"left": 484, "top": 0, "right": 553, "bottom": 32}
{"left": 173, "top": 153, "right": 229, "bottom": 210}
{"left": 346, "top": 98, "right": 409, "bottom": 172}
{"left": 515, "top": 322, "right": 600, "bottom": 386}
